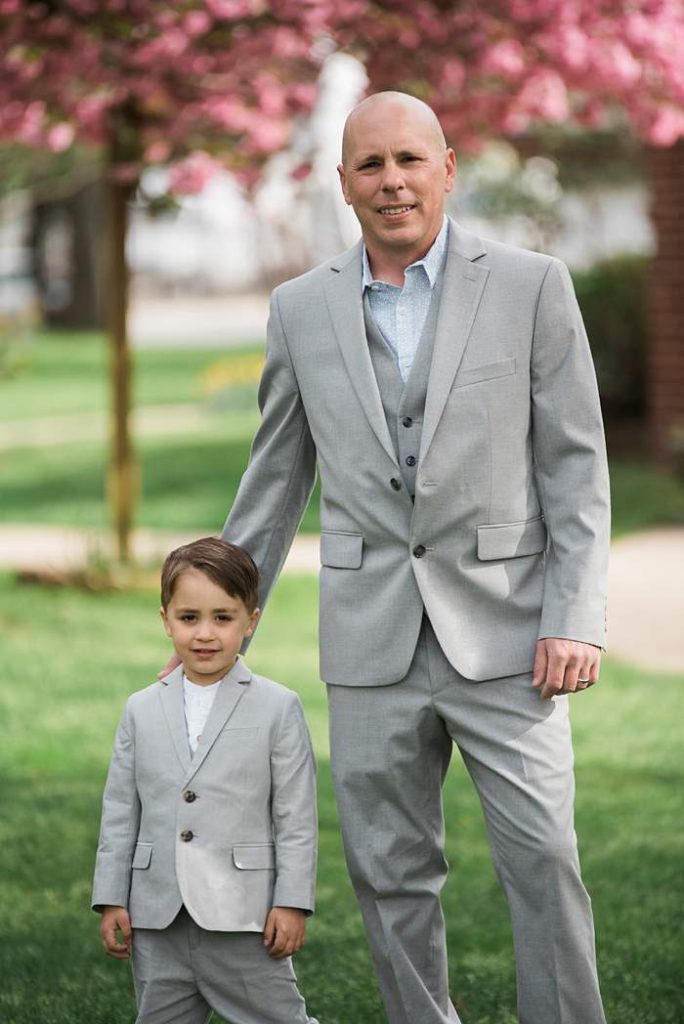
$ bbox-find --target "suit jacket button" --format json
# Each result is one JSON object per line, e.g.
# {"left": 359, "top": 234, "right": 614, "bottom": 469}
{"left": 180, "top": 829, "right": 194, "bottom": 842}
{"left": 390, "top": 477, "right": 402, "bottom": 491}
{"left": 183, "top": 790, "right": 197, "bottom": 803}
{"left": 402, "top": 416, "right": 413, "bottom": 427}
{"left": 413, "top": 545, "right": 426, "bottom": 558}
{"left": 406, "top": 455, "right": 416, "bottom": 466}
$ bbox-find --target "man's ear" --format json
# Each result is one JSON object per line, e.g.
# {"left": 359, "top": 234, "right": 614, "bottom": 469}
{"left": 337, "top": 163, "right": 351, "bottom": 205}
{"left": 160, "top": 607, "right": 172, "bottom": 637}
{"left": 444, "top": 148, "right": 457, "bottom": 194}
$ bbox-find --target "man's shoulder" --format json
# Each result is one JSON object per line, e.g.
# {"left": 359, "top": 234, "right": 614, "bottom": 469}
{"left": 449, "top": 219, "right": 557, "bottom": 274}
{"left": 272, "top": 242, "right": 362, "bottom": 302}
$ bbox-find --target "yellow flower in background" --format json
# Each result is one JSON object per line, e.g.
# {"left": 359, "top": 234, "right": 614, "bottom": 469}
{"left": 199, "top": 353, "right": 264, "bottom": 397}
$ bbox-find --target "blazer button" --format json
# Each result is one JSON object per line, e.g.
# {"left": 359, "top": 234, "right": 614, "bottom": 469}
{"left": 402, "top": 416, "right": 413, "bottom": 427}
{"left": 180, "top": 829, "right": 194, "bottom": 842}
{"left": 183, "top": 790, "right": 197, "bottom": 803}
{"left": 390, "top": 477, "right": 402, "bottom": 491}
{"left": 406, "top": 455, "right": 417, "bottom": 467}
{"left": 413, "top": 545, "right": 426, "bottom": 558}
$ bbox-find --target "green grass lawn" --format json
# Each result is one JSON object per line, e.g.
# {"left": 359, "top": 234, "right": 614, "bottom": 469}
{"left": 1, "top": 331, "right": 682, "bottom": 536}
{"left": 0, "top": 573, "right": 682, "bottom": 1024}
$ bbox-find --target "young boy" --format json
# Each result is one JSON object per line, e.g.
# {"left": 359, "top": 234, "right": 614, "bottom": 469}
{"left": 92, "top": 537, "right": 319, "bottom": 1024}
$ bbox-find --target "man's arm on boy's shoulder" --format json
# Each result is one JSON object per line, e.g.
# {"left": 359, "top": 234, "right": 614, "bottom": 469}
{"left": 92, "top": 701, "right": 141, "bottom": 913}
{"left": 270, "top": 692, "right": 318, "bottom": 915}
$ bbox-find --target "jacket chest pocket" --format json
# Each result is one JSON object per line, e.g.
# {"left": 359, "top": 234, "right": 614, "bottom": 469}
{"left": 452, "top": 356, "right": 516, "bottom": 390}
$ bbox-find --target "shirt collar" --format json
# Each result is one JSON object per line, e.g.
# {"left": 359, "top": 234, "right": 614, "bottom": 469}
{"left": 362, "top": 216, "right": 449, "bottom": 290}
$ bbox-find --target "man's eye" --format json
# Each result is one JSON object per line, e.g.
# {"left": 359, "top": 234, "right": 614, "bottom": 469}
{"left": 359, "top": 161, "right": 380, "bottom": 169}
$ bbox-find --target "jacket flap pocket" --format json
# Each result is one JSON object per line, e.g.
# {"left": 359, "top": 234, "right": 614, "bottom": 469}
{"left": 320, "top": 531, "right": 363, "bottom": 569}
{"left": 233, "top": 843, "right": 276, "bottom": 870}
{"left": 477, "top": 516, "right": 547, "bottom": 561}
{"left": 453, "top": 356, "right": 516, "bottom": 389}
{"left": 132, "top": 842, "right": 153, "bottom": 870}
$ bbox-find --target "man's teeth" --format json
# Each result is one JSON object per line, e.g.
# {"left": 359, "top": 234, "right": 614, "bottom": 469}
{"left": 380, "top": 206, "right": 412, "bottom": 215}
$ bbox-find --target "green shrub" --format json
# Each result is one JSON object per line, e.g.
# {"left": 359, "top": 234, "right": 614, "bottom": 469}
{"left": 571, "top": 255, "right": 649, "bottom": 419}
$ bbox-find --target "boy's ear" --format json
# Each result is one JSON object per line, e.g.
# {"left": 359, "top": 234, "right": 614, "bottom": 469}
{"left": 160, "top": 607, "right": 172, "bottom": 636}
{"left": 246, "top": 607, "right": 261, "bottom": 635}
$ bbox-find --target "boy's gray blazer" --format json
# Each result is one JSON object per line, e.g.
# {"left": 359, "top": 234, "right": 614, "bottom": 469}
{"left": 224, "top": 219, "right": 610, "bottom": 684}
{"left": 92, "top": 660, "right": 317, "bottom": 931}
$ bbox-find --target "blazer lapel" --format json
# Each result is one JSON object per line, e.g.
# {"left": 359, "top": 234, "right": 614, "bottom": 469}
{"left": 158, "top": 665, "right": 192, "bottom": 774}
{"left": 183, "top": 659, "right": 252, "bottom": 785}
{"left": 323, "top": 243, "right": 399, "bottom": 467}
{"left": 420, "top": 222, "right": 489, "bottom": 463}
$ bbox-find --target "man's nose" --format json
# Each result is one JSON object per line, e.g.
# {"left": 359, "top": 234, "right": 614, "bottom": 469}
{"left": 380, "top": 159, "right": 404, "bottom": 191}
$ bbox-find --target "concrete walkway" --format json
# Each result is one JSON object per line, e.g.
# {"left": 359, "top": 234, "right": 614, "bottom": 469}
{"left": 0, "top": 523, "right": 681, "bottom": 673}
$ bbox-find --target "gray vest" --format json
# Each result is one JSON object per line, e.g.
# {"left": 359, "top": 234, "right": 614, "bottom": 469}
{"left": 363, "top": 278, "right": 443, "bottom": 497}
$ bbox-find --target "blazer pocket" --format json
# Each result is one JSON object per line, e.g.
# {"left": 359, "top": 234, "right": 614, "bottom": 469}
{"left": 320, "top": 531, "right": 364, "bottom": 569}
{"left": 452, "top": 356, "right": 516, "bottom": 390}
{"left": 233, "top": 843, "right": 276, "bottom": 870}
{"left": 132, "top": 842, "right": 153, "bottom": 870}
{"left": 477, "top": 515, "right": 547, "bottom": 561}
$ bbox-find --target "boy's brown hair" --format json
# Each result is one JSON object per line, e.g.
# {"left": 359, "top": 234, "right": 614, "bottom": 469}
{"left": 161, "top": 537, "right": 259, "bottom": 612}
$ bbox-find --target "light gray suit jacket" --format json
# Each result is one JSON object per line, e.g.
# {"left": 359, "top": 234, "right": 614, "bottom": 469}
{"left": 92, "top": 659, "right": 317, "bottom": 931}
{"left": 224, "top": 219, "right": 610, "bottom": 685}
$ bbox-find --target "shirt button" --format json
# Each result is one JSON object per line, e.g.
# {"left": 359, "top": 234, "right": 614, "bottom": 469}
{"left": 406, "top": 455, "right": 417, "bottom": 467}
{"left": 402, "top": 417, "right": 413, "bottom": 428}
{"left": 413, "top": 545, "right": 426, "bottom": 558}
{"left": 183, "top": 790, "right": 197, "bottom": 803}
{"left": 180, "top": 829, "right": 194, "bottom": 842}
{"left": 390, "top": 478, "right": 402, "bottom": 491}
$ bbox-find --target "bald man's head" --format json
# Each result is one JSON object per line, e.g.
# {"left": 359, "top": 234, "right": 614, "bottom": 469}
{"left": 341, "top": 92, "right": 447, "bottom": 166}
{"left": 336, "top": 90, "right": 456, "bottom": 275}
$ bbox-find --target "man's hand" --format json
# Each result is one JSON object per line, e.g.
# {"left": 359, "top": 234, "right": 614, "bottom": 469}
{"left": 533, "top": 638, "right": 601, "bottom": 700}
{"left": 100, "top": 905, "right": 132, "bottom": 959}
{"left": 157, "top": 652, "right": 182, "bottom": 680}
{"left": 263, "top": 906, "right": 307, "bottom": 959}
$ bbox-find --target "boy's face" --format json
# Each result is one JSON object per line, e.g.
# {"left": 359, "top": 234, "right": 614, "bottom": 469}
{"left": 161, "top": 567, "right": 259, "bottom": 686}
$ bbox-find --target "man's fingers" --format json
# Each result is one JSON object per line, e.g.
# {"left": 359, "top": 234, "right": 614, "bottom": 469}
{"left": 532, "top": 643, "right": 548, "bottom": 689}
{"left": 539, "top": 651, "right": 565, "bottom": 700}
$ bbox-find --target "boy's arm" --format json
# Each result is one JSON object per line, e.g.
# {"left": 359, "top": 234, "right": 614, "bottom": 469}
{"left": 270, "top": 692, "right": 318, "bottom": 916}
{"left": 92, "top": 701, "right": 141, "bottom": 913}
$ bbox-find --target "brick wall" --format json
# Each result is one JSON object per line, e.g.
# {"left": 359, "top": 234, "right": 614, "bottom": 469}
{"left": 648, "top": 142, "right": 684, "bottom": 463}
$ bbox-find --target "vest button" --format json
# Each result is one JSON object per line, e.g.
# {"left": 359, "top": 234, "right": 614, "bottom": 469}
{"left": 390, "top": 478, "right": 402, "bottom": 491}
{"left": 413, "top": 545, "right": 426, "bottom": 558}
{"left": 180, "top": 829, "right": 194, "bottom": 842}
{"left": 402, "top": 416, "right": 413, "bottom": 427}
{"left": 183, "top": 790, "right": 197, "bottom": 803}
{"left": 406, "top": 455, "right": 417, "bottom": 467}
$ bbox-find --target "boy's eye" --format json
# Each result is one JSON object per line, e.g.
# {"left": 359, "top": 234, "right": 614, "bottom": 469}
{"left": 180, "top": 614, "right": 196, "bottom": 622}
{"left": 216, "top": 614, "right": 233, "bottom": 622}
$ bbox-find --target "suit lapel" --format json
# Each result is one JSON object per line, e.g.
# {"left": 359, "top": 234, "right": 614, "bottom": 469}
{"left": 183, "top": 659, "right": 252, "bottom": 785}
{"left": 323, "top": 243, "right": 399, "bottom": 467}
{"left": 158, "top": 665, "right": 191, "bottom": 774}
{"left": 419, "top": 223, "right": 489, "bottom": 462}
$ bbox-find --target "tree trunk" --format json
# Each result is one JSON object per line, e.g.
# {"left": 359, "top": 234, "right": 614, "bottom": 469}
{"left": 106, "top": 158, "right": 137, "bottom": 563}
{"left": 647, "top": 141, "right": 684, "bottom": 465}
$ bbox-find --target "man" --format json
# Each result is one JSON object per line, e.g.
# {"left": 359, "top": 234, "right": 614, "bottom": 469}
{"left": 223, "top": 92, "right": 610, "bottom": 1024}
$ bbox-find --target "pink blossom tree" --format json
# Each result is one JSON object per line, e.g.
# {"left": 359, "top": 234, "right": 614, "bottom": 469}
{"left": 0, "top": 0, "right": 327, "bottom": 561}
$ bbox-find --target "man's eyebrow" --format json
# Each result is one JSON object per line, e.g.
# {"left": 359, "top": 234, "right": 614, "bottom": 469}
{"left": 355, "top": 148, "right": 425, "bottom": 164}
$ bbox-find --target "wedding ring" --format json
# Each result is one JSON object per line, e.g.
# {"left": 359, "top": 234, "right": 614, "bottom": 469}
{"left": 578, "top": 677, "right": 591, "bottom": 683}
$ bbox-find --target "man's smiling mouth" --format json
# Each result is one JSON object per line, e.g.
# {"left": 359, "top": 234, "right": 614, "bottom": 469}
{"left": 378, "top": 205, "right": 414, "bottom": 215}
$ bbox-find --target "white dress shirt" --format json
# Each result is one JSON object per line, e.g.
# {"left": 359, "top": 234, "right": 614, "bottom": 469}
{"left": 183, "top": 674, "right": 222, "bottom": 754}
{"left": 362, "top": 217, "right": 449, "bottom": 381}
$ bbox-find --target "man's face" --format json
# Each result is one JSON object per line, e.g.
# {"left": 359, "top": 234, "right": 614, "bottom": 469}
{"left": 337, "top": 99, "right": 456, "bottom": 266}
